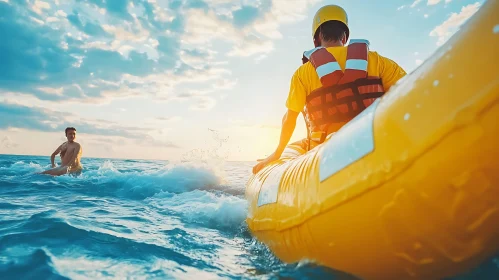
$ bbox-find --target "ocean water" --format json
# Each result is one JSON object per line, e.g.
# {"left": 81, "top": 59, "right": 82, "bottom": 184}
{"left": 0, "top": 154, "right": 498, "bottom": 280}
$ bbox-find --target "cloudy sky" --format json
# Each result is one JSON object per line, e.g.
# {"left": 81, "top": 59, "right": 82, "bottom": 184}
{"left": 0, "top": 0, "right": 484, "bottom": 161}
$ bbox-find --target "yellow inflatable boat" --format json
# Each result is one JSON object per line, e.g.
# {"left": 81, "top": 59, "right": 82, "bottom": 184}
{"left": 245, "top": 1, "right": 499, "bottom": 279}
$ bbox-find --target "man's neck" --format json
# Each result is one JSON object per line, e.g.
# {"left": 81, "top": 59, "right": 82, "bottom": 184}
{"left": 321, "top": 40, "right": 344, "bottom": 48}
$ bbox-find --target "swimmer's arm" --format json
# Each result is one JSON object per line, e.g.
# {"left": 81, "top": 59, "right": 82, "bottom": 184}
{"left": 64, "top": 144, "right": 81, "bottom": 168}
{"left": 50, "top": 145, "right": 63, "bottom": 168}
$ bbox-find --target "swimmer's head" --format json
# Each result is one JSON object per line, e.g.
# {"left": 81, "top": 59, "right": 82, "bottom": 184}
{"left": 65, "top": 127, "right": 77, "bottom": 142}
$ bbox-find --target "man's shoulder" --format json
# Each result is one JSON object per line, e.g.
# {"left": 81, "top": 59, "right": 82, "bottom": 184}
{"left": 69, "top": 142, "right": 81, "bottom": 147}
{"left": 289, "top": 62, "right": 315, "bottom": 87}
{"left": 367, "top": 50, "right": 381, "bottom": 58}
{"left": 367, "top": 50, "right": 398, "bottom": 62}
{"left": 295, "top": 61, "right": 314, "bottom": 75}
{"left": 367, "top": 50, "right": 401, "bottom": 68}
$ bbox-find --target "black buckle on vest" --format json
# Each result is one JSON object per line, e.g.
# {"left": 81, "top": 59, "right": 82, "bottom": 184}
{"left": 306, "top": 78, "right": 383, "bottom": 102}
{"left": 307, "top": 92, "right": 384, "bottom": 114}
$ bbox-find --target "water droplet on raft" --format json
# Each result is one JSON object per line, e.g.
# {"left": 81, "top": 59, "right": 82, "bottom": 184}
{"left": 416, "top": 104, "right": 421, "bottom": 108}
{"left": 404, "top": 113, "right": 410, "bottom": 121}
{"left": 448, "top": 73, "right": 454, "bottom": 79}
{"left": 433, "top": 80, "right": 439, "bottom": 87}
{"left": 493, "top": 24, "right": 499, "bottom": 34}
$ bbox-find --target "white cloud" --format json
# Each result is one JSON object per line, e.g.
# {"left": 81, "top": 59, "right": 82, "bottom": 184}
{"left": 85, "top": 18, "right": 158, "bottom": 58}
{"left": 213, "top": 79, "right": 237, "bottom": 90}
{"left": 30, "top": 16, "right": 45, "bottom": 25}
{"left": 172, "top": 90, "right": 207, "bottom": 102}
{"left": 414, "top": 51, "right": 420, "bottom": 55}
{"left": 253, "top": 0, "right": 321, "bottom": 38}
{"left": 189, "top": 96, "right": 217, "bottom": 111}
{"left": 32, "top": 0, "right": 51, "bottom": 15}
{"left": 228, "top": 36, "right": 274, "bottom": 57}
{"left": 429, "top": 2, "right": 481, "bottom": 46}
{"left": 427, "top": 0, "right": 451, "bottom": 5}
{"left": 424, "top": 14, "right": 429, "bottom": 18}
{"left": 6, "top": 63, "right": 228, "bottom": 106}
{"left": 38, "top": 87, "right": 64, "bottom": 96}
{"left": 55, "top": 10, "right": 67, "bottom": 17}
{"left": 0, "top": 0, "right": 9, "bottom": 3}
{"left": 80, "top": 39, "right": 139, "bottom": 58}
{"left": 46, "top": 17, "right": 59, "bottom": 23}
{"left": 81, "top": 40, "right": 115, "bottom": 50}
{"left": 269, "top": 0, "right": 322, "bottom": 23}
{"left": 182, "top": 0, "right": 320, "bottom": 57}
{"left": 146, "top": 0, "right": 174, "bottom": 22}
{"left": 253, "top": 15, "right": 282, "bottom": 38}
{"left": 0, "top": 0, "right": 320, "bottom": 113}
{"left": 102, "top": 20, "right": 149, "bottom": 43}
{"left": 155, "top": 116, "right": 182, "bottom": 122}
{"left": 397, "top": 5, "right": 406, "bottom": 11}
{"left": 86, "top": 65, "right": 232, "bottom": 104}
{"left": 0, "top": 102, "right": 169, "bottom": 143}
{"left": 203, "top": 0, "right": 234, "bottom": 5}
{"left": 1, "top": 136, "right": 18, "bottom": 149}
{"left": 1, "top": 92, "right": 61, "bottom": 110}
{"left": 411, "top": 0, "right": 422, "bottom": 8}
{"left": 182, "top": 9, "right": 238, "bottom": 45}
{"left": 179, "top": 48, "right": 217, "bottom": 68}
{"left": 212, "top": 61, "right": 229, "bottom": 66}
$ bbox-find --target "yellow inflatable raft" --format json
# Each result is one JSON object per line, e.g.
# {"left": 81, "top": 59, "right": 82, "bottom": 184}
{"left": 245, "top": 1, "right": 499, "bottom": 279}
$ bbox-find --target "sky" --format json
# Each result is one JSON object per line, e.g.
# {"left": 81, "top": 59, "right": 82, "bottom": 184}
{"left": 0, "top": 0, "right": 486, "bottom": 162}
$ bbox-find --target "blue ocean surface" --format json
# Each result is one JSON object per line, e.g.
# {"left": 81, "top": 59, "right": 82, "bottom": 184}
{"left": 0, "top": 154, "right": 498, "bottom": 279}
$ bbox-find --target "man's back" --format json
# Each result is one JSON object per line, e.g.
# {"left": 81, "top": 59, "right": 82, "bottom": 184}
{"left": 286, "top": 45, "right": 407, "bottom": 133}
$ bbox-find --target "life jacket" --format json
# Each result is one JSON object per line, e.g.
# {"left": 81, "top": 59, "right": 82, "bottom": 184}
{"left": 301, "top": 39, "right": 385, "bottom": 144}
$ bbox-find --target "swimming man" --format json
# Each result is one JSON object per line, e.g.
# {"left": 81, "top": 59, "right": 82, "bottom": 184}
{"left": 40, "top": 127, "right": 83, "bottom": 176}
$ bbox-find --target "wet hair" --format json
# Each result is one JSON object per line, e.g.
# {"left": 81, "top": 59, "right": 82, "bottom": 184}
{"left": 314, "top": 20, "right": 348, "bottom": 43}
{"left": 65, "top": 127, "right": 76, "bottom": 135}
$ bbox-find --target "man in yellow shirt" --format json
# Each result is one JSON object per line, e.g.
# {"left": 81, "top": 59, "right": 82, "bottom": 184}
{"left": 253, "top": 5, "right": 407, "bottom": 174}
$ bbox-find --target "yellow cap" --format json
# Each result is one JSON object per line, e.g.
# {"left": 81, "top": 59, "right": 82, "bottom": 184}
{"left": 312, "top": 5, "right": 349, "bottom": 41}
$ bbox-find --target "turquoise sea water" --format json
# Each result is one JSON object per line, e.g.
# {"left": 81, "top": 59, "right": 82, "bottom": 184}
{"left": 0, "top": 154, "right": 497, "bottom": 279}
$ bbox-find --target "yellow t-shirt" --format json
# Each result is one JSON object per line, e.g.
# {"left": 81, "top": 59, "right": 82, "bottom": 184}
{"left": 286, "top": 46, "right": 407, "bottom": 114}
